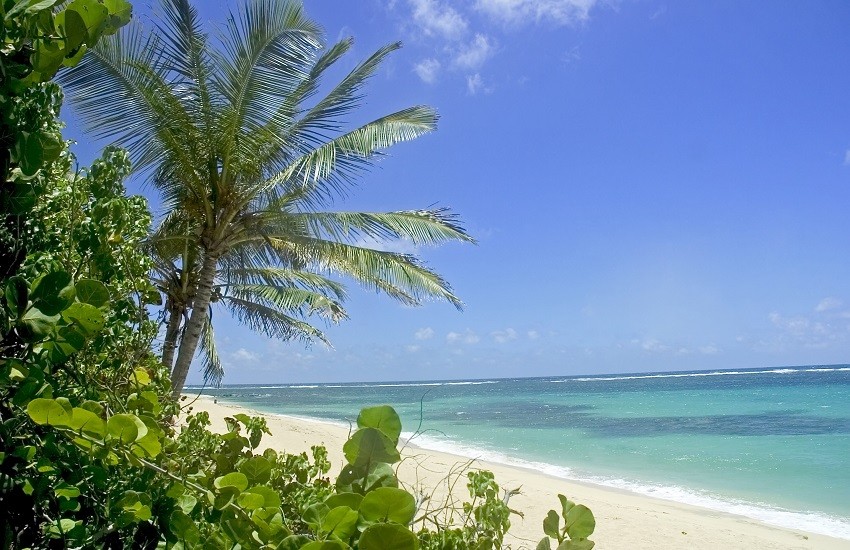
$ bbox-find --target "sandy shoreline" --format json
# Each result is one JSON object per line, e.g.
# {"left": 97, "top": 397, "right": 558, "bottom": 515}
{"left": 182, "top": 395, "right": 848, "bottom": 549}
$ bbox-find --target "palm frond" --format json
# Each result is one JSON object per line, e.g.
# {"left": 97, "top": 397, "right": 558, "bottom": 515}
{"left": 266, "top": 238, "right": 464, "bottom": 310}
{"left": 224, "top": 295, "right": 330, "bottom": 345}
{"left": 256, "top": 106, "right": 438, "bottom": 208}
{"left": 199, "top": 315, "right": 224, "bottom": 386}
{"left": 225, "top": 284, "right": 347, "bottom": 322}
{"left": 292, "top": 208, "right": 475, "bottom": 246}
{"left": 212, "top": 0, "right": 321, "bottom": 136}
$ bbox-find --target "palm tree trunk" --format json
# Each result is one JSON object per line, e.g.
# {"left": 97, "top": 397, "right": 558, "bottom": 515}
{"left": 170, "top": 250, "right": 219, "bottom": 399}
{"left": 161, "top": 297, "right": 182, "bottom": 370}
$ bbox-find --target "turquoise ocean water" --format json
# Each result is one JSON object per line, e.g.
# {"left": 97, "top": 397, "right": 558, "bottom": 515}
{"left": 192, "top": 365, "right": 850, "bottom": 539}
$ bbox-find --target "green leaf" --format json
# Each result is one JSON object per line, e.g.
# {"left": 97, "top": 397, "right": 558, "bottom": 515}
{"left": 5, "top": 276, "right": 28, "bottom": 318}
{"left": 236, "top": 491, "right": 265, "bottom": 510}
{"left": 75, "top": 279, "right": 109, "bottom": 307}
{"left": 20, "top": 307, "right": 60, "bottom": 341}
{"left": 303, "top": 503, "right": 329, "bottom": 531}
{"left": 359, "top": 523, "right": 419, "bottom": 550}
{"left": 557, "top": 540, "right": 595, "bottom": 550}
{"left": 300, "top": 541, "right": 348, "bottom": 550}
{"left": 359, "top": 487, "right": 415, "bottom": 525}
{"left": 558, "top": 494, "right": 575, "bottom": 519}
{"left": 357, "top": 405, "right": 402, "bottom": 444}
{"left": 61, "top": 302, "right": 104, "bottom": 337}
{"left": 55, "top": 482, "right": 81, "bottom": 499}
{"left": 64, "top": 0, "right": 108, "bottom": 43}
{"left": 343, "top": 427, "right": 400, "bottom": 467}
{"left": 133, "top": 431, "right": 161, "bottom": 458}
{"left": 543, "top": 509, "right": 560, "bottom": 540}
{"left": 277, "top": 535, "right": 311, "bottom": 550}
{"left": 241, "top": 485, "right": 280, "bottom": 508}
{"left": 214, "top": 472, "right": 249, "bottom": 492}
{"left": 321, "top": 506, "right": 358, "bottom": 541}
{"left": 101, "top": 0, "right": 131, "bottom": 34}
{"left": 31, "top": 271, "right": 75, "bottom": 315}
{"left": 44, "top": 326, "right": 87, "bottom": 362}
{"left": 565, "top": 505, "right": 595, "bottom": 540}
{"left": 69, "top": 407, "right": 105, "bottom": 438}
{"left": 106, "top": 414, "right": 141, "bottom": 443}
{"left": 537, "top": 538, "right": 553, "bottom": 550}
{"left": 27, "top": 398, "right": 71, "bottom": 427}
{"left": 239, "top": 456, "right": 272, "bottom": 484}
{"left": 169, "top": 510, "right": 201, "bottom": 544}
{"left": 325, "top": 492, "right": 363, "bottom": 511}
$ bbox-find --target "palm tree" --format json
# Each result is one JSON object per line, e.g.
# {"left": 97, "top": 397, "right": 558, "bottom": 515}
{"left": 60, "top": 0, "right": 474, "bottom": 397}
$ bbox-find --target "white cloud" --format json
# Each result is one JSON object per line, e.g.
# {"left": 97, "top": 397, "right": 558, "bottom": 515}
{"left": 231, "top": 348, "right": 259, "bottom": 362}
{"left": 447, "top": 329, "right": 480, "bottom": 344}
{"left": 406, "top": 345, "right": 421, "bottom": 352}
{"left": 415, "top": 327, "right": 435, "bottom": 340}
{"left": 638, "top": 339, "right": 669, "bottom": 352}
{"left": 699, "top": 344, "right": 720, "bottom": 355}
{"left": 414, "top": 58, "right": 441, "bottom": 83}
{"left": 815, "top": 297, "right": 842, "bottom": 312}
{"left": 354, "top": 236, "right": 418, "bottom": 254}
{"left": 527, "top": 330, "right": 539, "bottom": 340}
{"left": 453, "top": 33, "right": 495, "bottom": 70}
{"left": 491, "top": 328, "right": 517, "bottom": 343}
{"left": 467, "top": 73, "right": 484, "bottom": 94}
{"left": 475, "top": 0, "right": 597, "bottom": 26}
{"left": 844, "top": 149, "right": 850, "bottom": 165}
{"left": 409, "top": 0, "right": 468, "bottom": 40}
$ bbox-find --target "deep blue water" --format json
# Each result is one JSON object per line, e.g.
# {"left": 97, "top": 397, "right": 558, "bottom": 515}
{"left": 192, "top": 365, "right": 850, "bottom": 539}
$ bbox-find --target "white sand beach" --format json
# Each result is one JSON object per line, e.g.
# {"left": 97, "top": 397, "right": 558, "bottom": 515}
{"left": 183, "top": 395, "right": 848, "bottom": 550}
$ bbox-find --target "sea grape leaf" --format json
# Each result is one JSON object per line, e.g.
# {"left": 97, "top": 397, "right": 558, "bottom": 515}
{"left": 106, "top": 414, "right": 141, "bottom": 443}
{"left": 558, "top": 494, "right": 575, "bottom": 519}
{"left": 74, "top": 279, "right": 109, "bottom": 307}
{"left": 359, "top": 523, "right": 419, "bottom": 550}
{"left": 27, "top": 398, "right": 71, "bottom": 427}
{"left": 214, "top": 472, "right": 248, "bottom": 492}
{"left": 241, "top": 485, "right": 280, "bottom": 509}
{"left": 537, "top": 538, "right": 553, "bottom": 550}
{"left": 69, "top": 407, "right": 105, "bottom": 438}
{"left": 236, "top": 491, "right": 265, "bottom": 510}
{"left": 61, "top": 302, "right": 104, "bottom": 337}
{"left": 557, "top": 540, "right": 595, "bottom": 550}
{"left": 543, "top": 510, "right": 560, "bottom": 540}
{"left": 31, "top": 271, "right": 74, "bottom": 315}
{"left": 321, "top": 506, "right": 358, "bottom": 540}
{"left": 299, "top": 541, "right": 348, "bottom": 550}
{"left": 64, "top": 0, "right": 108, "bottom": 43}
{"left": 277, "top": 535, "right": 311, "bottom": 550}
{"left": 169, "top": 510, "right": 200, "bottom": 544}
{"left": 564, "top": 505, "right": 595, "bottom": 540}
{"left": 302, "top": 503, "right": 329, "bottom": 531}
{"left": 5, "top": 276, "right": 28, "bottom": 318}
{"left": 359, "top": 487, "right": 415, "bottom": 524}
{"left": 239, "top": 456, "right": 272, "bottom": 484}
{"left": 325, "top": 492, "right": 363, "bottom": 511}
{"left": 20, "top": 308, "right": 60, "bottom": 341}
{"left": 357, "top": 405, "right": 402, "bottom": 444}
{"left": 343, "top": 427, "right": 400, "bottom": 467}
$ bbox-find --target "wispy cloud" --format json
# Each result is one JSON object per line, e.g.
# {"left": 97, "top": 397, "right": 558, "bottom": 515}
{"left": 415, "top": 327, "right": 435, "bottom": 340}
{"left": 475, "top": 0, "right": 597, "bottom": 26}
{"left": 844, "top": 149, "right": 850, "bottom": 165}
{"left": 409, "top": 0, "right": 468, "bottom": 40}
{"left": 453, "top": 33, "right": 495, "bottom": 70}
{"left": 527, "top": 330, "right": 540, "bottom": 340}
{"left": 491, "top": 327, "right": 518, "bottom": 343}
{"left": 447, "top": 329, "right": 480, "bottom": 344}
{"left": 231, "top": 348, "right": 259, "bottom": 362}
{"left": 414, "top": 58, "right": 441, "bottom": 83}
{"left": 816, "top": 297, "right": 842, "bottom": 312}
{"left": 467, "top": 73, "right": 484, "bottom": 94}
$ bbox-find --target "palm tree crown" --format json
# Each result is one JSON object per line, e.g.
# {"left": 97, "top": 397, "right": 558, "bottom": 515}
{"left": 59, "top": 0, "right": 474, "bottom": 397}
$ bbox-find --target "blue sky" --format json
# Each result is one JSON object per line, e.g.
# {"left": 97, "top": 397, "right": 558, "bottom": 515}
{"left": 62, "top": 0, "right": 850, "bottom": 383}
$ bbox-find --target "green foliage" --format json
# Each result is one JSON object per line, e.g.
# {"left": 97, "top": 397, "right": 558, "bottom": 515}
{"left": 536, "top": 494, "right": 596, "bottom": 550}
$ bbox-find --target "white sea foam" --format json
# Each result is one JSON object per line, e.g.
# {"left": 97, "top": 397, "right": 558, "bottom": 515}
{"left": 565, "top": 366, "right": 848, "bottom": 383}
{"left": 401, "top": 432, "right": 850, "bottom": 541}
{"left": 323, "top": 381, "right": 499, "bottom": 389}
